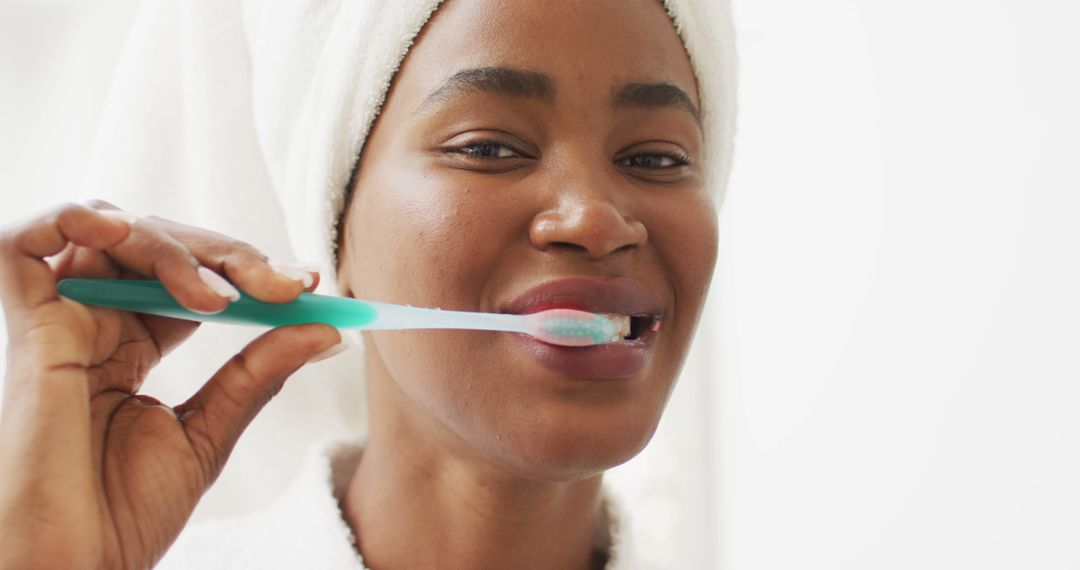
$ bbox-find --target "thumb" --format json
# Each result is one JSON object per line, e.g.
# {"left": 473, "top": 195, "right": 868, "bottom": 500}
{"left": 175, "top": 323, "right": 344, "bottom": 482}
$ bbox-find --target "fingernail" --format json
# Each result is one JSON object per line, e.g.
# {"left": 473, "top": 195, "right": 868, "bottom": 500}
{"left": 269, "top": 260, "right": 315, "bottom": 288}
{"left": 294, "top": 261, "right": 323, "bottom": 274}
{"left": 189, "top": 306, "right": 226, "bottom": 315}
{"left": 197, "top": 266, "right": 241, "bottom": 301}
{"left": 99, "top": 209, "right": 139, "bottom": 226}
{"left": 308, "top": 342, "right": 348, "bottom": 363}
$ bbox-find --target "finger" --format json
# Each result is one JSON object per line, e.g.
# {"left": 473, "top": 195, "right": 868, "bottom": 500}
{"left": 144, "top": 217, "right": 319, "bottom": 304}
{"left": 50, "top": 242, "right": 119, "bottom": 279}
{"left": 74, "top": 207, "right": 240, "bottom": 315}
{"left": 46, "top": 199, "right": 127, "bottom": 276}
{"left": 174, "top": 324, "right": 343, "bottom": 480}
{"left": 218, "top": 251, "right": 314, "bottom": 303}
{"left": 0, "top": 203, "right": 132, "bottom": 322}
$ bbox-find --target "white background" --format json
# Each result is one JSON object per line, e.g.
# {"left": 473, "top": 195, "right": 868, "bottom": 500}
{"left": 3, "top": 1, "right": 1080, "bottom": 568}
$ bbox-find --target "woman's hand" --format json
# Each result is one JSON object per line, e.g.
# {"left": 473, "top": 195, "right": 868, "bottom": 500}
{"left": 0, "top": 201, "right": 343, "bottom": 570}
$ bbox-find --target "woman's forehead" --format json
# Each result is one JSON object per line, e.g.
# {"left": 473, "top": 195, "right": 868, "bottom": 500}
{"left": 390, "top": 0, "right": 700, "bottom": 110}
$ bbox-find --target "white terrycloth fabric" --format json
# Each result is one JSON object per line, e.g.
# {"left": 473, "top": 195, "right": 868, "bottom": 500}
{"left": 155, "top": 438, "right": 663, "bottom": 570}
{"left": 241, "top": 0, "right": 450, "bottom": 304}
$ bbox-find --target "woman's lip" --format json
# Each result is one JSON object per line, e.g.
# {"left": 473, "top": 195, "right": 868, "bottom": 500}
{"left": 500, "top": 277, "right": 665, "bottom": 380}
{"left": 512, "top": 327, "right": 657, "bottom": 380}
{"left": 500, "top": 276, "right": 665, "bottom": 318}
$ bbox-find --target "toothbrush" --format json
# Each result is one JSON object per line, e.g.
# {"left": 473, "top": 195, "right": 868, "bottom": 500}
{"left": 56, "top": 279, "right": 629, "bottom": 347}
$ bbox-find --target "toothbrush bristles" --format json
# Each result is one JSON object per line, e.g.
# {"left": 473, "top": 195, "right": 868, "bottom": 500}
{"left": 529, "top": 309, "right": 624, "bottom": 347}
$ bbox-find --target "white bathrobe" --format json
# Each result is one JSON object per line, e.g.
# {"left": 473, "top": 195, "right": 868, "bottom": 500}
{"left": 78, "top": 0, "right": 737, "bottom": 567}
{"left": 155, "top": 439, "right": 662, "bottom": 570}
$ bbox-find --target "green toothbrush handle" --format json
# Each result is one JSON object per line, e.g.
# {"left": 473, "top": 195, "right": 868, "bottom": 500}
{"left": 56, "top": 279, "right": 377, "bottom": 328}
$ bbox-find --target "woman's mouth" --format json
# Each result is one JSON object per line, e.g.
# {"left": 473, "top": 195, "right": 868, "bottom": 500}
{"left": 501, "top": 277, "right": 665, "bottom": 380}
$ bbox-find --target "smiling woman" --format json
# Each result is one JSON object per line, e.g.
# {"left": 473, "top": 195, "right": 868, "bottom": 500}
{"left": 0, "top": 0, "right": 735, "bottom": 569}
{"left": 335, "top": 0, "right": 717, "bottom": 505}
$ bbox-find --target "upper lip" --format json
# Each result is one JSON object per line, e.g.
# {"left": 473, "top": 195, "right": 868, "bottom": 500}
{"left": 500, "top": 276, "right": 665, "bottom": 318}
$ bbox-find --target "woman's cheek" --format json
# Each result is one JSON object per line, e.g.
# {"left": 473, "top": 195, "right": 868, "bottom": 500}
{"left": 644, "top": 192, "right": 717, "bottom": 367}
{"left": 353, "top": 179, "right": 469, "bottom": 305}
{"left": 654, "top": 189, "right": 717, "bottom": 286}
{"left": 402, "top": 196, "right": 491, "bottom": 304}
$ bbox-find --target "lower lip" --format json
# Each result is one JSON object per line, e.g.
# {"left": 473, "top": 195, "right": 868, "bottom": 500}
{"left": 512, "top": 331, "right": 656, "bottom": 380}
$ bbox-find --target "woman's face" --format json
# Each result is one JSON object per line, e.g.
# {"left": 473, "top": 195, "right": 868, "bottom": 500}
{"left": 338, "top": 0, "right": 718, "bottom": 480}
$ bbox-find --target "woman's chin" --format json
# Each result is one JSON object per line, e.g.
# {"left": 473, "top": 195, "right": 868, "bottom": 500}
{"left": 487, "top": 416, "right": 660, "bottom": 482}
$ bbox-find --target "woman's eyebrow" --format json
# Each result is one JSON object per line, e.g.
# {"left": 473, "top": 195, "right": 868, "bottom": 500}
{"left": 418, "top": 66, "right": 702, "bottom": 129}
{"left": 418, "top": 67, "right": 555, "bottom": 111}
{"left": 613, "top": 83, "right": 702, "bottom": 129}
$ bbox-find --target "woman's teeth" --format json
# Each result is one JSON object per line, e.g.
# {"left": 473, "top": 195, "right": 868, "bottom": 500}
{"left": 604, "top": 314, "right": 632, "bottom": 340}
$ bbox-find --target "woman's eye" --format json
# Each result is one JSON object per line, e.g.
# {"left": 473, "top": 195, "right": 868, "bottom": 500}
{"left": 619, "top": 153, "right": 690, "bottom": 169}
{"left": 452, "top": 141, "right": 521, "bottom": 159}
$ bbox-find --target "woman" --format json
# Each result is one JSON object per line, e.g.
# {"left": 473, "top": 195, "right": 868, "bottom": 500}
{"left": 0, "top": 0, "right": 735, "bottom": 568}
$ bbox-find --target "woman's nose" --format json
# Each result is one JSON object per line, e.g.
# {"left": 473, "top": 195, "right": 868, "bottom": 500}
{"left": 529, "top": 191, "right": 647, "bottom": 259}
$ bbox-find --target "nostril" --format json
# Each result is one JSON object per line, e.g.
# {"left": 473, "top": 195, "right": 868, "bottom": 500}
{"left": 543, "top": 238, "right": 638, "bottom": 259}
{"left": 544, "top": 241, "right": 591, "bottom": 255}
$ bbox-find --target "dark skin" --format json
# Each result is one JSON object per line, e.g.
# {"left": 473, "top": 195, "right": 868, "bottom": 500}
{"left": 0, "top": 0, "right": 716, "bottom": 569}
{"left": 336, "top": 0, "right": 717, "bottom": 569}
{"left": 0, "top": 202, "right": 339, "bottom": 569}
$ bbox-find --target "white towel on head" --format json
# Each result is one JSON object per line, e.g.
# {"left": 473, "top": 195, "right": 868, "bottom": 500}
{"left": 77, "top": 0, "right": 737, "bottom": 563}
{"left": 241, "top": 0, "right": 450, "bottom": 301}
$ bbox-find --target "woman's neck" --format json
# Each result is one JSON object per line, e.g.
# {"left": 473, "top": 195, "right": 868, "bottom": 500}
{"left": 340, "top": 349, "right": 609, "bottom": 570}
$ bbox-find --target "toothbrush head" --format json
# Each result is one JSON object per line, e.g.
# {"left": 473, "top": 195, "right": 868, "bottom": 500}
{"left": 526, "top": 309, "right": 630, "bottom": 347}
